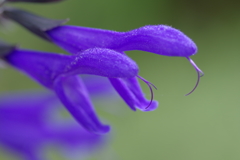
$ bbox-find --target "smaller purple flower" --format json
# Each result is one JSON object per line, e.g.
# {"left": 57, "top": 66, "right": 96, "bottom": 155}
{"left": 0, "top": 44, "right": 138, "bottom": 134}
{"left": 0, "top": 91, "right": 108, "bottom": 160}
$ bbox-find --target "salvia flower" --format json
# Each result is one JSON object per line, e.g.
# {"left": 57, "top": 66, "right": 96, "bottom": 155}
{"left": 0, "top": 91, "right": 108, "bottom": 160}
{"left": 46, "top": 25, "right": 204, "bottom": 96}
{"left": 2, "top": 8, "right": 204, "bottom": 131}
{"left": 0, "top": 41, "right": 138, "bottom": 134}
{"left": 2, "top": 6, "right": 162, "bottom": 112}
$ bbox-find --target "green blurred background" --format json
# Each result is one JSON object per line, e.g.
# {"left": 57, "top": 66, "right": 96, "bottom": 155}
{"left": 1, "top": 0, "right": 240, "bottom": 159}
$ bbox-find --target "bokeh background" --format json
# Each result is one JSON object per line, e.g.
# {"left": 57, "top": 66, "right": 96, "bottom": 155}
{"left": 1, "top": 0, "right": 240, "bottom": 160}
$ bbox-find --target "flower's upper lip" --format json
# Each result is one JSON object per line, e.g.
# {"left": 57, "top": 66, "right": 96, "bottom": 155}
{"left": 47, "top": 25, "right": 197, "bottom": 57}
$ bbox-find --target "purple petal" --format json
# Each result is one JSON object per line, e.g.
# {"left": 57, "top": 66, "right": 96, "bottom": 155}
{"left": 0, "top": 91, "right": 108, "bottom": 159}
{"left": 47, "top": 25, "right": 197, "bottom": 57}
{"left": 4, "top": 48, "right": 138, "bottom": 88}
{"left": 47, "top": 26, "right": 122, "bottom": 54}
{"left": 4, "top": 49, "right": 70, "bottom": 88}
{"left": 109, "top": 78, "right": 137, "bottom": 111}
{"left": 82, "top": 75, "right": 115, "bottom": 96}
{"left": 62, "top": 48, "right": 138, "bottom": 78}
{"left": 120, "top": 25, "right": 197, "bottom": 57}
{"left": 0, "top": 91, "right": 57, "bottom": 125}
{"left": 124, "top": 76, "right": 158, "bottom": 111}
{"left": 53, "top": 76, "right": 110, "bottom": 134}
{"left": 2, "top": 47, "right": 139, "bottom": 134}
{"left": 109, "top": 77, "right": 158, "bottom": 111}
{"left": 46, "top": 25, "right": 202, "bottom": 95}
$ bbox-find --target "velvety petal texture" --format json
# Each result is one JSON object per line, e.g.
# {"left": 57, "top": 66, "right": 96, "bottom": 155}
{"left": 1, "top": 6, "right": 202, "bottom": 119}
{"left": 2, "top": 48, "right": 139, "bottom": 134}
{"left": 0, "top": 91, "right": 107, "bottom": 160}
{"left": 4, "top": 48, "right": 138, "bottom": 88}
{"left": 54, "top": 76, "right": 110, "bottom": 134}
{"left": 46, "top": 24, "right": 202, "bottom": 104}
{"left": 1, "top": 23, "right": 202, "bottom": 133}
{"left": 47, "top": 25, "right": 197, "bottom": 57}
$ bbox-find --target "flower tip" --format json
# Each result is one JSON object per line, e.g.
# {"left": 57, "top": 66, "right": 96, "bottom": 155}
{"left": 134, "top": 25, "right": 198, "bottom": 57}
{"left": 92, "top": 125, "right": 111, "bottom": 135}
{"left": 144, "top": 100, "right": 159, "bottom": 111}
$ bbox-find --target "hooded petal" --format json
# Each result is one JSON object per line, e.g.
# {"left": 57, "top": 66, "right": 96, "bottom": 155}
{"left": 3, "top": 48, "right": 138, "bottom": 88}
{"left": 2, "top": 9, "right": 196, "bottom": 57}
{"left": 47, "top": 25, "right": 197, "bottom": 57}
{"left": 62, "top": 48, "right": 138, "bottom": 78}
{"left": 46, "top": 25, "right": 202, "bottom": 95}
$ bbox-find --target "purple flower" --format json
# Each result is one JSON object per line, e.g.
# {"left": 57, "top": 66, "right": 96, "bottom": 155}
{"left": 3, "top": 9, "right": 203, "bottom": 110}
{"left": 1, "top": 11, "right": 204, "bottom": 132}
{"left": 0, "top": 91, "right": 108, "bottom": 160}
{"left": 46, "top": 25, "right": 203, "bottom": 102}
{"left": 1, "top": 47, "right": 138, "bottom": 134}
{"left": 47, "top": 25, "right": 197, "bottom": 57}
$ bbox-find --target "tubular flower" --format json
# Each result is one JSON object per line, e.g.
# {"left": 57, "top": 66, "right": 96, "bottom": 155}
{"left": 3, "top": 8, "right": 203, "bottom": 112}
{"left": 0, "top": 45, "right": 138, "bottom": 134}
{"left": 0, "top": 91, "right": 108, "bottom": 160}
{"left": 46, "top": 25, "right": 203, "bottom": 103}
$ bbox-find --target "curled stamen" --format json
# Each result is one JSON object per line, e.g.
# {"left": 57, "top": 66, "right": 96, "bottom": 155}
{"left": 185, "top": 57, "right": 204, "bottom": 96}
{"left": 137, "top": 75, "right": 157, "bottom": 109}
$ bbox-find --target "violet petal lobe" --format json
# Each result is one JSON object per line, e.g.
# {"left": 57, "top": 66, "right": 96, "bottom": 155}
{"left": 108, "top": 78, "right": 137, "bottom": 111}
{"left": 0, "top": 91, "right": 107, "bottom": 160}
{"left": 47, "top": 25, "right": 197, "bottom": 57}
{"left": 47, "top": 25, "right": 202, "bottom": 95}
{"left": 3, "top": 48, "right": 139, "bottom": 88}
{"left": 53, "top": 76, "right": 110, "bottom": 134}
{"left": 123, "top": 77, "right": 158, "bottom": 111}
{"left": 109, "top": 77, "right": 158, "bottom": 111}
{"left": 63, "top": 48, "right": 138, "bottom": 78}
